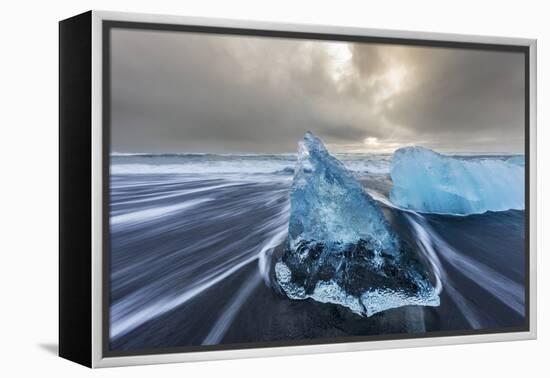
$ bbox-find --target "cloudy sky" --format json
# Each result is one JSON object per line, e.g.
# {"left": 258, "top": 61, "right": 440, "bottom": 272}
{"left": 110, "top": 28, "right": 525, "bottom": 154}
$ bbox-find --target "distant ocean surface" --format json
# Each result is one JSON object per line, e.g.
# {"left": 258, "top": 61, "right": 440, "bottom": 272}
{"left": 109, "top": 152, "right": 526, "bottom": 351}
{"left": 111, "top": 152, "right": 395, "bottom": 176}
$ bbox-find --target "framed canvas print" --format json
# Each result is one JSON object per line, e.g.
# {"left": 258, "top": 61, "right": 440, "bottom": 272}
{"left": 59, "top": 10, "right": 537, "bottom": 368}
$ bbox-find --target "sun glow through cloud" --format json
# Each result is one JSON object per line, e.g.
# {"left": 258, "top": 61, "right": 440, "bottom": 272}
{"left": 326, "top": 42, "right": 353, "bottom": 82}
{"left": 386, "top": 66, "right": 407, "bottom": 91}
{"left": 364, "top": 137, "right": 379, "bottom": 146}
{"left": 373, "top": 65, "right": 409, "bottom": 104}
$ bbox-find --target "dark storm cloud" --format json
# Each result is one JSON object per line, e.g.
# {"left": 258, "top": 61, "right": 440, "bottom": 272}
{"left": 110, "top": 29, "right": 525, "bottom": 154}
{"left": 379, "top": 46, "right": 525, "bottom": 150}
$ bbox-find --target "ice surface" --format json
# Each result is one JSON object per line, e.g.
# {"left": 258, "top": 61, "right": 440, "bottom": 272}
{"left": 390, "top": 147, "right": 525, "bottom": 215}
{"left": 276, "top": 132, "right": 439, "bottom": 316}
{"left": 287, "top": 132, "right": 397, "bottom": 253}
{"left": 507, "top": 155, "right": 525, "bottom": 166}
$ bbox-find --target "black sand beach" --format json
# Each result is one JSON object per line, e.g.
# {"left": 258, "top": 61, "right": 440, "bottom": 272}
{"left": 109, "top": 170, "right": 526, "bottom": 352}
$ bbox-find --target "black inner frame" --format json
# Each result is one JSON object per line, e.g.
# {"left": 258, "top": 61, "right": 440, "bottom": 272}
{"left": 102, "top": 20, "right": 531, "bottom": 358}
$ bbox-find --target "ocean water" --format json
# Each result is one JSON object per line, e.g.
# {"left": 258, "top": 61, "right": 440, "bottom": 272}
{"left": 109, "top": 152, "right": 526, "bottom": 351}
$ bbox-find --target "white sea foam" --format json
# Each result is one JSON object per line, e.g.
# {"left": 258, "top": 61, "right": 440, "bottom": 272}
{"left": 111, "top": 198, "right": 213, "bottom": 225}
{"left": 110, "top": 153, "right": 392, "bottom": 177}
{"left": 109, "top": 180, "right": 291, "bottom": 340}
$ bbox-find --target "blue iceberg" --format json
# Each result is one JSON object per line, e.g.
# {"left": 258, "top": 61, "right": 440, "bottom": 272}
{"left": 275, "top": 132, "right": 439, "bottom": 316}
{"left": 390, "top": 147, "right": 525, "bottom": 215}
{"left": 507, "top": 155, "right": 525, "bottom": 166}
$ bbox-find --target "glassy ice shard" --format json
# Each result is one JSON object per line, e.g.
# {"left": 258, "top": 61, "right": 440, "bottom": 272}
{"left": 276, "top": 132, "right": 439, "bottom": 316}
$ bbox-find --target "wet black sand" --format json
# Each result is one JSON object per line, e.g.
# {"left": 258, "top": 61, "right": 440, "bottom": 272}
{"left": 109, "top": 174, "right": 526, "bottom": 352}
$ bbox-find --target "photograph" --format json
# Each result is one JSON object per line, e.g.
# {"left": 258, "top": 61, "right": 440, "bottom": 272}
{"left": 106, "top": 26, "right": 527, "bottom": 353}
{"left": 2, "top": 0, "right": 547, "bottom": 376}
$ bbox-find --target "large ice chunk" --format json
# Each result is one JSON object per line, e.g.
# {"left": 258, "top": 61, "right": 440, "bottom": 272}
{"left": 276, "top": 132, "right": 439, "bottom": 316}
{"left": 390, "top": 147, "right": 525, "bottom": 215}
